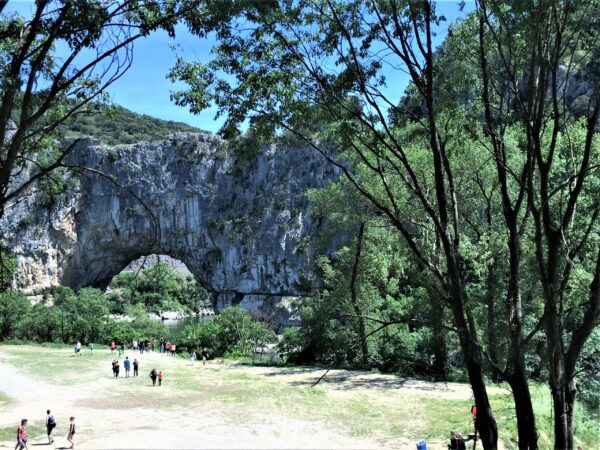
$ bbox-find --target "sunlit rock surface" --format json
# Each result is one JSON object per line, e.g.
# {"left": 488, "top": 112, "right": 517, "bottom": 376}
{"left": 2, "top": 134, "right": 338, "bottom": 325}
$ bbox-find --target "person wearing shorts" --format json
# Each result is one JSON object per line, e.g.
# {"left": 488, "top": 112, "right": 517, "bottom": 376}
{"left": 46, "top": 410, "right": 56, "bottom": 444}
{"left": 15, "top": 419, "right": 27, "bottom": 450}
{"left": 133, "top": 359, "right": 139, "bottom": 376}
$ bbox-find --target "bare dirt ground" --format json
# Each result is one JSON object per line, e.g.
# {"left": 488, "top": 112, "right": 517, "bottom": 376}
{"left": 0, "top": 345, "right": 505, "bottom": 449}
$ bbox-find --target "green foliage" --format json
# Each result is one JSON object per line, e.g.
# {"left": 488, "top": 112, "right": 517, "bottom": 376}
{"left": 179, "top": 306, "right": 276, "bottom": 357}
{"left": 108, "top": 262, "right": 210, "bottom": 316}
{"left": 64, "top": 104, "right": 207, "bottom": 145}
{"left": 0, "top": 290, "right": 30, "bottom": 340}
{"left": 0, "top": 248, "right": 16, "bottom": 292}
{"left": 0, "top": 285, "right": 169, "bottom": 345}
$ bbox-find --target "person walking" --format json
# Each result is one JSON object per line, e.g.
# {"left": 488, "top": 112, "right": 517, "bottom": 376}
{"left": 158, "top": 371, "right": 163, "bottom": 386}
{"left": 201, "top": 348, "right": 209, "bottom": 366}
{"left": 45, "top": 410, "right": 56, "bottom": 444}
{"left": 190, "top": 350, "right": 196, "bottom": 365}
{"left": 88, "top": 342, "right": 94, "bottom": 353}
{"left": 160, "top": 337, "right": 165, "bottom": 353}
{"left": 114, "top": 359, "right": 120, "bottom": 378}
{"left": 110, "top": 340, "right": 115, "bottom": 354}
{"left": 133, "top": 358, "right": 139, "bottom": 377}
{"left": 165, "top": 341, "right": 171, "bottom": 355}
{"left": 76, "top": 340, "right": 82, "bottom": 356}
{"left": 15, "top": 419, "right": 28, "bottom": 450}
{"left": 151, "top": 338, "right": 156, "bottom": 352}
{"left": 67, "top": 417, "right": 76, "bottom": 449}
{"left": 150, "top": 368, "right": 158, "bottom": 386}
{"left": 124, "top": 357, "right": 131, "bottom": 377}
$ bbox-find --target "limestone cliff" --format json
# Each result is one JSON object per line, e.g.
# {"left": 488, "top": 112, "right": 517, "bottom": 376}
{"left": 1, "top": 133, "right": 338, "bottom": 322}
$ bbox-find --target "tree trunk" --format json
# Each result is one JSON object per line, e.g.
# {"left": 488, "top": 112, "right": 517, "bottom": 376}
{"left": 507, "top": 370, "right": 538, "bottom": 449}
{"left": 453, "top": 302, "right": 498, "bottom": 449}
{"left": 485, "top": 264, "right": 499, "bottom": 382}
{"left": 431, "top": 293, "right": 447, "bottom": 380}
{"left": 349, "top": 222, "right": 368, "bottom": 366}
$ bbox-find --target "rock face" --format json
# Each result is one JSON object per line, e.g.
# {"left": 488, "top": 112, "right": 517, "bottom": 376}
{"left": 2, "top": 134, "right": 338, "bottom": 323}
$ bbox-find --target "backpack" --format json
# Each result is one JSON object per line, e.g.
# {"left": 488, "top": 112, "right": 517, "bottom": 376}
{"left": 49, "top": 415, "right": 55, "bottom": 425}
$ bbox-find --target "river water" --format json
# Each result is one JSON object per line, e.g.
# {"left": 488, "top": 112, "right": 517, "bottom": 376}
{"left": 162, "top": 315, "right": 212, "bottom": 338}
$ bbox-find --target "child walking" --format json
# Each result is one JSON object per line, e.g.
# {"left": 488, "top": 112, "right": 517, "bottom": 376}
{"left": 67, "top": 416, "right": 76, "bottom": 449}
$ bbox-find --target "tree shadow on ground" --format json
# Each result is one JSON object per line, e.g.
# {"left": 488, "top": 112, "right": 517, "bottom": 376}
{"left": 258, "top": 367, "right": 448, "bottom": 392}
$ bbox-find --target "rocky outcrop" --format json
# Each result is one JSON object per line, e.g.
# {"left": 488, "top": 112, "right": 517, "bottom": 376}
{"left": 1, "top": 133, "right": 338, "bottom": 323}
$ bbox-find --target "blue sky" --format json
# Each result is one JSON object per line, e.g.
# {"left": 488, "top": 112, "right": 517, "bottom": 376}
{"left": 6, "top": 1, "right": 473, "bottom": 133}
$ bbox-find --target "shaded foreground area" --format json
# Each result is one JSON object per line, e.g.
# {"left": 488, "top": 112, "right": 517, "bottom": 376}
{"left": 0, "top": 345, "right": 578, "bottom": 449}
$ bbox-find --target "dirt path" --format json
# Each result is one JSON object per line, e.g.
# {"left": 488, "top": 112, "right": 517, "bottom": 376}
{"left": 0, "top": 346, "right": 504, "bottom": 449}
{"left": 0, "top": 347, "right": 384, "bottom": 449}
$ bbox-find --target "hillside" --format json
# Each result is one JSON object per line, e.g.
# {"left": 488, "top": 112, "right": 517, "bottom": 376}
{"left": 65, "top": 104, "right": 207, "bottom": 145}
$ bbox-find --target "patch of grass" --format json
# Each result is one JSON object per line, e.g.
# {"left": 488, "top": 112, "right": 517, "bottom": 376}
{"left": 6, "top": 348, "right": 101, "bottom": 385}
{"left": 0, "top": 422, "right": 45, "bottom": 443}
{"left": 488, "top": 383, "right": 599, "bottom": 449}
{"left": 0, "top": 391, "right": 12, "bottom": 408}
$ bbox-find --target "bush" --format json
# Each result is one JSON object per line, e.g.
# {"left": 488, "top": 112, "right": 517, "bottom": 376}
{"left": 179, "top": 307, "right": 276, "bottom": 358}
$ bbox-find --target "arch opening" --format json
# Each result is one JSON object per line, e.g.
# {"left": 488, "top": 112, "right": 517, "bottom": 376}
{"left": 106, "top": 254, "right": 214, "bottom": 319}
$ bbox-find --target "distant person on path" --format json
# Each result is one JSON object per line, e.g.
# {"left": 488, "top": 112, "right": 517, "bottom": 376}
{"left": 150, "top": 368, "right": 158, "bottom": 386}
{"left": 88, "top": 343, "right": 94, "bottom": 353}
{"left": 158, "top": 371, "right": 163, "bottom": 386}
{"left": 124, "top": 357, "right": 131, "bottom": 377}
{"left": 160, "top": 337, "right": 165, "bottom": 353}
{"left": 190, "top": 350, "right": 196, "bottom": 365}
{"left": 139, "top": 340, "right": 145, "bottom": 354}
{"left": 15, "top": 419, "right": 27, "bottom": 450}
{"left": 133, "top": 358, "right": 139, "bottom": 376}
{"left": 46, "top": 409, "right": 56, "bottom": 444}
{"left": 170, "top": 343, "right": 176, "bottom": 356}
{"left": 111, "top": 340, "right": 116, "bottom": 354}
{"left": 76, "top": 340, "right": 82, "bottom": 356}
{"left": 165, "top": 341, "right": 171, "bottom": 354}
{"left": 133, "top": 339, "right": 138, "bottom": 350}
{"left": 67, "top": 416, "right": 76, "bottom": 449}
{"left": 151, "top": 338, "right": 156, "bottom": 352}
{"left": 201, "top": 348, "right": 209, "bottom": 366}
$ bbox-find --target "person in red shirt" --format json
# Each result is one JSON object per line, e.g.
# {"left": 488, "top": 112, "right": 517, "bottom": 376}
{"left": 158, "top": 371, "right": 163, "bottom": 386}
{"left": 15, "top": 419, "right": 28, "bottom": 450}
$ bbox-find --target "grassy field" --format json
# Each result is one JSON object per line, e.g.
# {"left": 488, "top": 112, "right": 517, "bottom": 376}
{"left": 0, "top": 345, "right": 597, "bottom": 449}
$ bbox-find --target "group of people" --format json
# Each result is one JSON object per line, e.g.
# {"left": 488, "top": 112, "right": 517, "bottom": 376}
{"left": 159, "top": 337, "right": 177, "bottom": 355}
{"left": 149, "top": 368, "right": 163, "bottom": 386}
{"left": 110, "top": 356, "right": 163, "bottom": 385}
{"left": 72, "top": 340, "right": 82, "bottom": 356}
{"left": 111, "top": 357, "right": 139, "bottom": 378}
{"left": 15, "top": 411, "right": 75, "bottom": 450}
{"left": 109, "top": 338, "right": 178, "bottom": 355}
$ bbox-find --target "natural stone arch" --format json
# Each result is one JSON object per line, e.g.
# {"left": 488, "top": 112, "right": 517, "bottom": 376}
{"left": 3, "top": 134, "right": 337, "bottom": 320}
